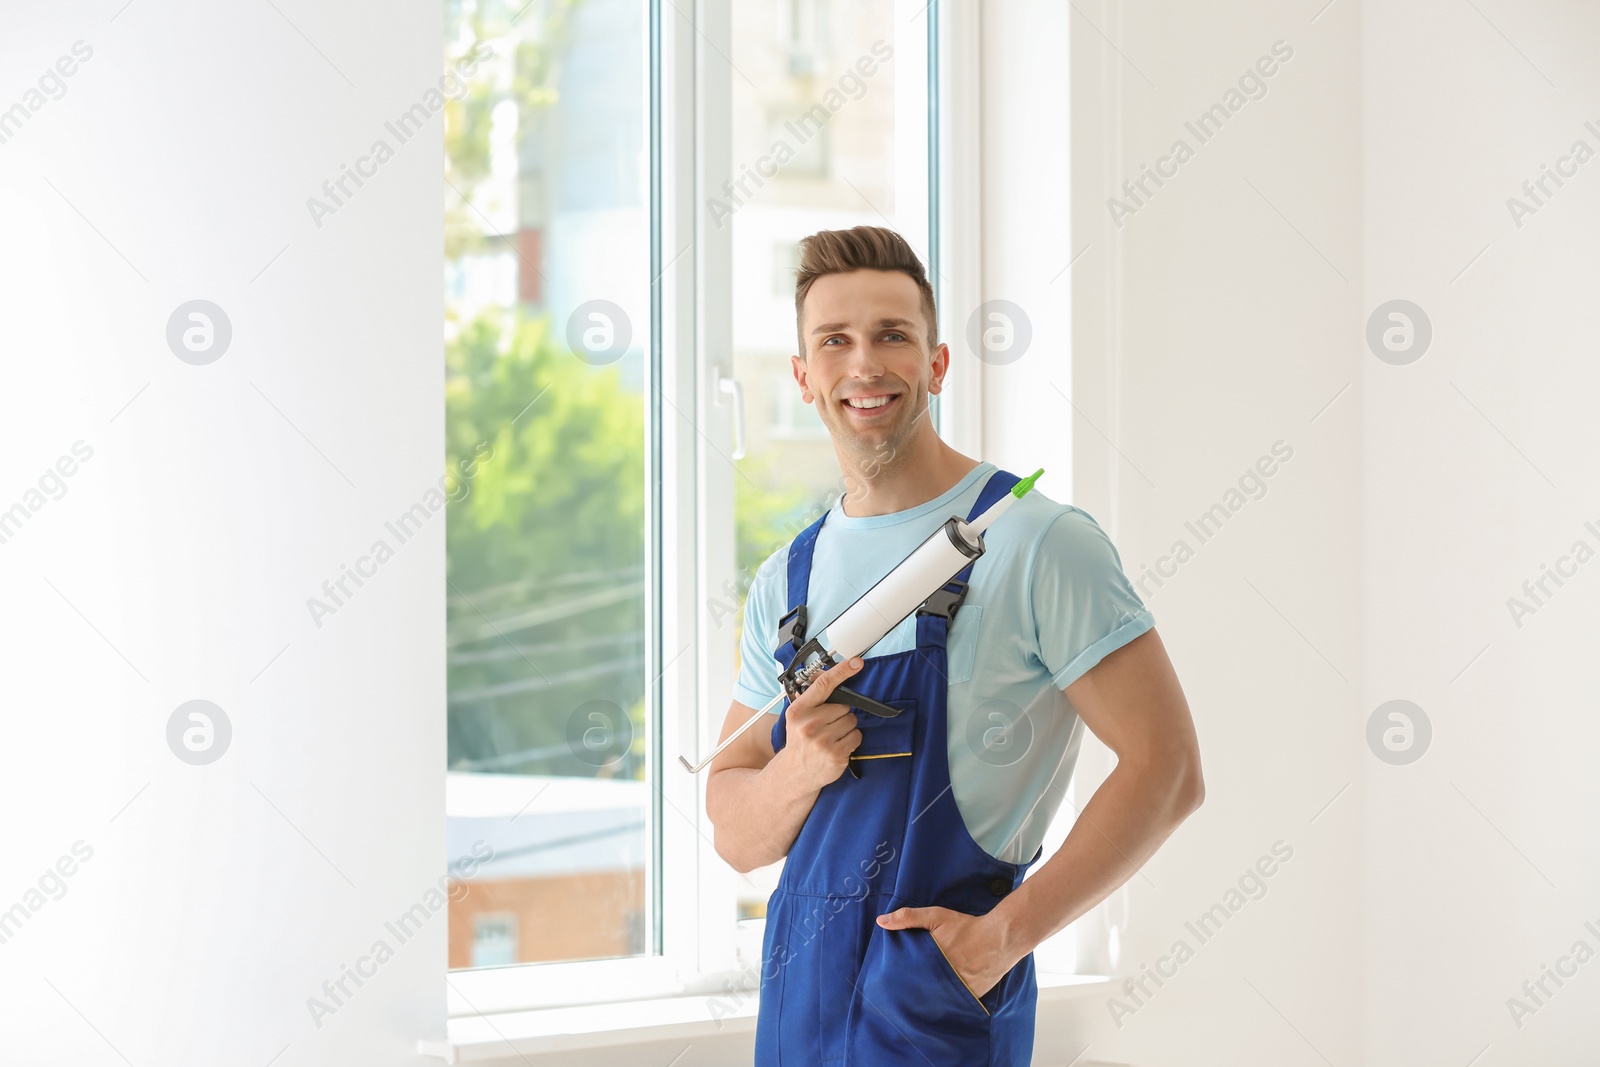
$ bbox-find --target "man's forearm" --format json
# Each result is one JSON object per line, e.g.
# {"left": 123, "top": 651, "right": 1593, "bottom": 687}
{"left": 989, "top": 757, "right": 1202, "bottom": 958}
{"left": 707, "top": 747, "right": 823, "bottom": 873}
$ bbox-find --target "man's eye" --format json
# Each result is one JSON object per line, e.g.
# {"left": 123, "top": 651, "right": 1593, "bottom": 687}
{"left": 884, "top": 332, "right": 906, "bottom": 341}
{"left": 822, "top": 336, "right": 844, "bottom": 345}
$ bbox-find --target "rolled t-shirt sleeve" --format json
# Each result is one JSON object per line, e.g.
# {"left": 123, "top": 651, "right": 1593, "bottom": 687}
{"left": 731, "top": 555, "right": 785, "bottom": 711}
{"left": 1030, "top": 507, "right": 1155, "bottom": 691}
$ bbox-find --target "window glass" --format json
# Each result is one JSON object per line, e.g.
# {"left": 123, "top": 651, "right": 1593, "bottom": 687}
{"left": 443, "top": 0, "right": 651, "bottom": 970}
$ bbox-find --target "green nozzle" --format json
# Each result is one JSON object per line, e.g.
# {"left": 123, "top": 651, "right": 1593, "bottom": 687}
{"left": 1012, "top": 467, "right": 1044, "bottom": 498}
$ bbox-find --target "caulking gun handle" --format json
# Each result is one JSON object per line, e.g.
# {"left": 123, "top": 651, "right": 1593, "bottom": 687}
{"left": 826, "top": 683, "right": 901, "bottom": 719}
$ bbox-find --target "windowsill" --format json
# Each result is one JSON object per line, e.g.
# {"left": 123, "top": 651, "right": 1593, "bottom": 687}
{"left": 416, "top": 971, "right": 1111, "bottom": 1063}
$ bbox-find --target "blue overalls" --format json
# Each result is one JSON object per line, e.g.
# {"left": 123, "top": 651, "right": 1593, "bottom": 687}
{"left": 753, "top": 468, "right": 1045, "bottom": 1067}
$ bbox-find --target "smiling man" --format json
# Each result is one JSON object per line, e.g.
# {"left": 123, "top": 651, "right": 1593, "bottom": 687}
{"left": 706, "top": 225, "right": 1204, "bottom": 1066}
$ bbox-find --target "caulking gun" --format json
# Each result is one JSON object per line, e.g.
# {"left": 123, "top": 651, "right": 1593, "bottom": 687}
{"left": 678, "top": 467, "right": 1043, "bottom": 773}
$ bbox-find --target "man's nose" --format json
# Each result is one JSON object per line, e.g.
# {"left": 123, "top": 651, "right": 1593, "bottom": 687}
{"left": 843, "top": 338, "right": 887, "bottom": 378}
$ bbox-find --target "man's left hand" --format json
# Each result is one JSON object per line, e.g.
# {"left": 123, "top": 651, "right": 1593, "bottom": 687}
{"left": 875, "top": 905, "right": 1022, "bottom": 1001}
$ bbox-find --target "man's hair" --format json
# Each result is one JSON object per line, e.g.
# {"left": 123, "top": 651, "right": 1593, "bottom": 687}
{"left": 792, "top": 226, "right": 938, "bottom": 358}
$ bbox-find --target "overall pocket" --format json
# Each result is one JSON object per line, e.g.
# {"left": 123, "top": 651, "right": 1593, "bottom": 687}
{"left": 845, "top": 697, "right": 917, "bottom": 753}
{"left": 844, "top": 697, "right": 916, "bottom": 778}
{"left": 924, "top": 925, "right": 998, "bottom": 1015}
{"left": 847, "top": 921, "right": 992, "bottom": 1065}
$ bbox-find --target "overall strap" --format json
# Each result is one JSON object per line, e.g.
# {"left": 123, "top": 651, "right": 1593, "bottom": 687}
{"left": 775, "top": 510, "right": 830, "bottom": 657}
{"left": 784, "top": 511, "right": 829, "bottom": 625}
{"left": 964, "top": 468, "right": 1022, "bottom": 527}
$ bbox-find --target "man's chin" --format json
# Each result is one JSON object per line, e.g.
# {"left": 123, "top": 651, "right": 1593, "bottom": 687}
{"left": 831, "top": 420, "right": 906, "bottom": 469}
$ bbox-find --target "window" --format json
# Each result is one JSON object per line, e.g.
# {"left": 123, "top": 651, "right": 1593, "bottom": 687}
{"left": 778, "top": 0, "right": 825, "bottom": 76}
{"left": 442, "top": 0, "right": 652, "bottom": 979}
{"left": 472, "top": 914, "right": 520, "bottom": 968}
{"left": 763, "top": 108, "right": 829, "bottom": 176}
{"left": 441, "top": 0, "right": 938, "bottom": 1013}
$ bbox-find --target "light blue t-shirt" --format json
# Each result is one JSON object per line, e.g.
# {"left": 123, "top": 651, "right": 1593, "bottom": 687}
{"left": 732, "top": 461, "right": 1155, "bottom": 864}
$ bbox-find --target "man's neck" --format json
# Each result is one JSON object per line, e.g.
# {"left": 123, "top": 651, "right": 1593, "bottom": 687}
{"left": 836, "top": 437, "right": 982, "bottom": 518}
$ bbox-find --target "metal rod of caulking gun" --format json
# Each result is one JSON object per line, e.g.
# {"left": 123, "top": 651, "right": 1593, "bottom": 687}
{"left": 676, "top": 690, "right": 787, "bottom": 773}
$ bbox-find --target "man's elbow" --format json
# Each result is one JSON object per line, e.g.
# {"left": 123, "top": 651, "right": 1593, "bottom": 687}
{"left": 1173, "top": 750, "right": 1205, "bottom": 819}
{"left": 707, "top": 801, "right": 766, "bottom": 874}
{"left": 714, "top": 831, "right": 777, "bottom": 875}
{"left": 712, "top": 829, "right": 755, "bottom": 874}
{"left": 705, "top": 792, "right": 748, "bottom": 872}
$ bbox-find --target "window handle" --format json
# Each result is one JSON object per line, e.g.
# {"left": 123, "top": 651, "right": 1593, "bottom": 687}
{"left": 715, "top": 369, "right": 746, "bottom": 460}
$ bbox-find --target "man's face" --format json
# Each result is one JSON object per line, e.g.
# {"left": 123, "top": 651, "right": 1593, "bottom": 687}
{"left": 792, "top": 269, "right": 946, "bottom": 468}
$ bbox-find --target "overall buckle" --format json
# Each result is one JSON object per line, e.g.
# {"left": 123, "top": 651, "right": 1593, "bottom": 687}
{"left": 916, "top": 578, "right": 969, "bottom": 621}
{"left": 777, "top": 603, "right": 808, "bottom": 648}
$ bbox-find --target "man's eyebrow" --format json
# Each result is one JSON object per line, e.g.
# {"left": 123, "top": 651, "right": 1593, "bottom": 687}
{"left": 809, "top": 317, "right": 919, "bottom": 336}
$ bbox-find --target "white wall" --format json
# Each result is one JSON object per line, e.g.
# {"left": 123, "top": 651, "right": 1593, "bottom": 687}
{"left": 1362, "top": 2, "right": 1600, "bottom": 1064}
{"left": 0, "top": 3, "right": 444, "bottom": 1064}
{"left": 1054, "top": 1, "right": 1365, "bottom": 1063}
{"left": 985, "top": 0, "right": 1365, "bottom": 1061}
{"left": 983, "top": 0, "right": 1600, "bottom": 1064}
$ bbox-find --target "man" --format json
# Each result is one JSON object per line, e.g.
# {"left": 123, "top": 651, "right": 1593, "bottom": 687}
{"left": 706, "top": 225, "right": 1204, "bottom": 1065}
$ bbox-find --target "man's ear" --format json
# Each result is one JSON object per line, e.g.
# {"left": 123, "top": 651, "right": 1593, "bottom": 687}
{"left": 790, "top": 353, "right": 813, "bottom": 403}
{"left": 929, "top": 341, "right": 950, "bottom": 394}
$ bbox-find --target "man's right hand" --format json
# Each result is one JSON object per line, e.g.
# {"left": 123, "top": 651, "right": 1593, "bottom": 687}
{"left": 704, "top": 656, "right": 874, "bottom": 872}
{"left": 779, "top": 655, "right": 869, "bottom": 790}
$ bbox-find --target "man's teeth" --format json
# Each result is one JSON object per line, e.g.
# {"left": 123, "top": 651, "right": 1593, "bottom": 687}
{"left": 845, "top": 395, "right": 894, "bottom": 409}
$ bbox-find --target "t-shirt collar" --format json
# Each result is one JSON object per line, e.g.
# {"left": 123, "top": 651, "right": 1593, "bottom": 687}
{"left": 828, "top": 461, "right": 996, "bottom": 530}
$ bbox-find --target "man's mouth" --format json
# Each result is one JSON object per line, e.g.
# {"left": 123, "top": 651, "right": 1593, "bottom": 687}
{"left": 841, "top": 393, "right": 901, "bottom": 417}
